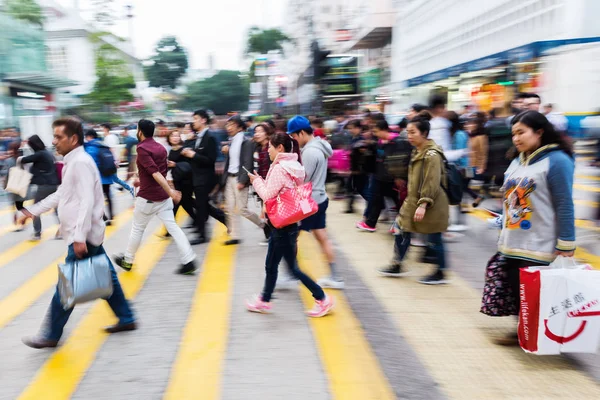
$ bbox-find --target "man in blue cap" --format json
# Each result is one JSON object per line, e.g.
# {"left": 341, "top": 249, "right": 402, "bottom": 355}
{"left": 288, "top": 116, "right": 344, "bottom": 289}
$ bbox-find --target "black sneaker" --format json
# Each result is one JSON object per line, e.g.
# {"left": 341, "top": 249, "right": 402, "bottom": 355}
{"left": 378, "top": 263, "right": 408, "bottom": 277}
{"left": 421, "top": 255, "right": 437, "bottom": 264}
{"left": 113, "top": 254, "right": 132, "bottom": 271}
{"left": 224, "top": 239, "right": 241, "bottom": 246}
{"left": 176, "top": 261, "right": 196, "bottom": 275}
{"left": 418, "top": 270, "right": 449, "bottom": 285}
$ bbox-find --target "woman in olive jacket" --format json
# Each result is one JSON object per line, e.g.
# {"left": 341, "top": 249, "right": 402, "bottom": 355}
{"left": 379, "top": 111, "right": 450, "bottom": 285}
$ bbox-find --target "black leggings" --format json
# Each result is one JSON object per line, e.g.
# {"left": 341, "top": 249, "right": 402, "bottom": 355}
{"left": 102, "top": 184, "right": 113, "bottom": 221}
{"left": 15, "top": 200, "right": 24, "bottom": 211}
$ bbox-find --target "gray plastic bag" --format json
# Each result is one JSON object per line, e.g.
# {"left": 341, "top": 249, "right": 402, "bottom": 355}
{"left": 57, "top": 253, "right": 114, "bottom": 310}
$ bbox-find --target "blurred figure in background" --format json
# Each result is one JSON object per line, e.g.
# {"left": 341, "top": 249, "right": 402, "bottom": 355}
{"left": 522, "top": 93, "right": 542, "bottom": 112}
{"left": 19, "top": 135, "right": 60, "bottom": 241}
{"left": 310, "top": 118, "right": 326, "bottom": 139}
{"left": 345, "top": 119, "right": 376, "bottom": 216}
{"left": 543, "top": 103, "right": 569, "bottom": 133}
{"left": 428, "top": 95, "right": 452, "bottom": 153}
{"left": 444, "top": 111, "right": 469, "bottom": 229}
{"left": 466, "top": 112, "right": 490, "bottom": 208}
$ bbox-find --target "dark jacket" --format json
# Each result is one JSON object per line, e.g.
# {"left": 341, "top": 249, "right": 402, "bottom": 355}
{"left": 375, "top": 136, "right": 413, "bottom": 182}
{"left": 21, "top": 149, "right": 59, "bottom": 186}
{"left": 221, "top": 136, "right": 254, "bottom": 187}
{"left": 183, "top": 131, "right": 218, "bottom": 188}
{"left": 350, "top": 135, "right": 377, "bottom": 175}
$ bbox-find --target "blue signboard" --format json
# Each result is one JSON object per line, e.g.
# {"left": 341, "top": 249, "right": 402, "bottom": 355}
{"left": 405, "top": 37, "right": 600, "bottom": 87}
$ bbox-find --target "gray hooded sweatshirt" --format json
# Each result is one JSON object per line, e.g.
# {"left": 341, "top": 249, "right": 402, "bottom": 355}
{"left": 301, "top": 137, "right": 333, "bottom": 204}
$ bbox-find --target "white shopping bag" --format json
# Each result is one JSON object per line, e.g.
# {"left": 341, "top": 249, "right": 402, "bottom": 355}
{"left": 519, "top": 259, "right": 600, "bottom": 355}
{"left": 5, "top": 166, "right": 32, "bottom": 198}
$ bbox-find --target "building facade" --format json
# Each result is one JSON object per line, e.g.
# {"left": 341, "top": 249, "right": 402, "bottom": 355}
{"left": 390, "top": 0, "right": 600, "bottom": 115}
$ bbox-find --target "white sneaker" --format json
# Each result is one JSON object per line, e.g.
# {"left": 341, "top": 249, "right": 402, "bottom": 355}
{"left": 276, "top": 277, "right": 299, "bottom": 291}
{"left": 487, "top": 216, "right": 503, "bottom": 229}
{"left": 317, "top": 276, "right": 345, "bottom": 290}
{"left": 259, "top": 239, "right": 269, "bottom": 246}
{"left": 447, "top": 224, "right": 468, "bottom": 232}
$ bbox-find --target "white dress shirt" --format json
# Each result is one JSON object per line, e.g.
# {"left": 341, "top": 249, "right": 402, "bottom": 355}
{"left": 195, "top": 127, "right": 209, "bottom": 148}
{"left": 227, "top": 131, "right": 245, "bottom": 174}
{"left": 27, "top": 146, "right": 106, "bottom": 246}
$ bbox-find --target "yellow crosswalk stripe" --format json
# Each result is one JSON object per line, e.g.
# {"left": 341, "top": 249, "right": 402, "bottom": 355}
{"left": 574, "top": 183, "right": 600, "bottom": 193}
{"left": 163, "top": 223, "right": 236, "bottom": 400}
{"left": 0, "top": 200, "right": 33, "bottom": 216}
{"left": 576, "top": 174, "right": 600, "bottom": 182}
{"left": 297, "top": 233, "right": 395, "bottom": 400}
{"left": 18, "top": 212, "right": 185, "bottom": 400}
{"left": 0, "top": 210, "right": 133, "bottom": 330}
{"left": 0, "top": 224, "right": 59, "bottom": 270}
{"left": 574, "top": 199, "right": 599, "bottom": 207}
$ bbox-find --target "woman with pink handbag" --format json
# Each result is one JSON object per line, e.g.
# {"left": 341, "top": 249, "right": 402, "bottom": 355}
{"left": 245, "top": 132, "right": 334, "bottom": 317}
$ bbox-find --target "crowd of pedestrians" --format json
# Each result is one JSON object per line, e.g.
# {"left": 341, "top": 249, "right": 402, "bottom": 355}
{"left": 0, "top": 89, "right": 585, "bottom": 349}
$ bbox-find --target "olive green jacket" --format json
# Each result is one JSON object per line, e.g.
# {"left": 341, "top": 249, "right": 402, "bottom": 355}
{"left": 398, "top": 140, "right": 449, "bottom": 234}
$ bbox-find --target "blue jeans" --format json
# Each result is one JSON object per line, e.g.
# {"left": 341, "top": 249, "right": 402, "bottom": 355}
{"left": 42, "top": 243, "right": 135, "bottom": 341}
{"left": 394, "top": 232, "right": 447, "bottom": 271}
{"left": 261, "top": 223, "right": 325, "bottom": 303}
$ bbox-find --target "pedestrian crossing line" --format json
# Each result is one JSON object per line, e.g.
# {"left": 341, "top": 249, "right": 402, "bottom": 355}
{"left": 576, "top": 156, "right": 594, "bottom": 162}
{"left": 296, "top": 234, "right": 396, "bottom": 400}
{"left": 163, "top": 223, "right": 235, "bottom": 400}
{"left": 574, "top": 199, "right": 599, "bottom": 208}
{"left": 0, "top": 224, "right": 59, "bottom": 270}
{"left": 574, "top": 183, "right": 600, "bottom": 193}
{"left": 18, "top": 212, "right": 185, "bottom": 400}
{"left": 576, "top": 174, "right": 600, "bottom": 182}
{"left": 0, "top": 200, "right": 33, "bottom": 216}
{"left": 0, "top": 209, "right": 133, "bottom": 331}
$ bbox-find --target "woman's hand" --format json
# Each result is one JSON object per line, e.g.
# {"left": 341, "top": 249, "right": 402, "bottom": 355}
{"left": 247, "top": 171, "right": 259, "bottom": 184}
{"left": 167, "top": 160, "right": 176, "bottom": 168}
{"left": 414, "top": 205, "right": 427, "bottom": 222}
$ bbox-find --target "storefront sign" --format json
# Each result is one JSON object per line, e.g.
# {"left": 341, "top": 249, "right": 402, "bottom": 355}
{"left": 406, "top": 37, "right": 600, "bottom": 88}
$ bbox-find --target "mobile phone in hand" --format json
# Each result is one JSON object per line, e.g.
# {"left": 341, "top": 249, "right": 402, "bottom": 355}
{"left": 242, "top": 166, "right": 252, "bottom": 175}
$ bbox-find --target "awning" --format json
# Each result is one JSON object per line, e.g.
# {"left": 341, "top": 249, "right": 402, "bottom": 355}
{"left": 3, "top": 72, "right": 77, "bottom": 89}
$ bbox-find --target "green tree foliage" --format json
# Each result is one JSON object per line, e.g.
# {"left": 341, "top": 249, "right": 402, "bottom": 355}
{"left": 6, "top": 0, "right": 44, "bottom": 27}
{"left": 145, "top": 36, "right": 189, "bottom": 89}
{"left": 244, "top": 27, "right": 292, "bottom": 55}
{"left": 86, "top": 43, "right": 135, "bottom": 106}
{"left": 179, "top": 70, "right": 249, "bottom": 115}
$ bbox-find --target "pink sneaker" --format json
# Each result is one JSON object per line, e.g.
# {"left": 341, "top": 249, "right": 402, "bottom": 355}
{"left": 245, "top": 295, "right": 272, "bottom": 314}
{"left": 356, "top": 221, "right": 376, "bottom": 232}
{"left": 306, "top": 295, "right": 335, "bottom": 318}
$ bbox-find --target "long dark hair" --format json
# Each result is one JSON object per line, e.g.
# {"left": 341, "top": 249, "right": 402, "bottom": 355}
{"left": 28, "top": 134, "right": 46, "bottom": 152}
{"left": 270, "top": 132, "right": 302, "bottom": 164}
{"left": 511, "top": 110, "right": 573, "bottom": 157}
{"left": 446, "top": 111, "right": 461, "bottom": 137}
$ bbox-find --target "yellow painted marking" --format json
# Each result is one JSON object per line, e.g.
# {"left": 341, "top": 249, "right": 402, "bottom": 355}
{"left": 574, "top": 199, "right": 599, "bottom": 207}
{"left": 0, "top": 224, "right": 59, "bottom": 269}
{"left": 576, "top": 174, "right": 600, "bottom": 182}
{"left": 163, "top": 223, "right": 236, "bottom": 400}
{"left": 574, "top": 183, "right": 600, "bottom": 193}
{"left": 576, "top": 156, "right": 594, "bottom": 162}
{"left": 0, "top": 210, "right": 133, "bottom": 330}
{"left": 18, "top": 211, "right": 184, "bottom": 400}
{"left": 574, "top": 148, "right": 596, "bottom": 155}
{"left": 0, "top": 200, "right": 33, "bottom": 216}
{"left": 297, "top": 233, "right": 395, "bottom": 400}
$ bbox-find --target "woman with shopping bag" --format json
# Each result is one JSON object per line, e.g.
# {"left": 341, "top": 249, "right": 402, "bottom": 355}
{"left": 481, "top": 110, "right": 575, "bottom": 345}
{"left": 244, "top": 132, "right": 335, "bottom": 317}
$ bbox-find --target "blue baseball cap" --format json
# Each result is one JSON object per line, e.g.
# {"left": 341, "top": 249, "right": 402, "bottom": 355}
{"left": 287, "top": 115, "right": 311, "bottom": 134}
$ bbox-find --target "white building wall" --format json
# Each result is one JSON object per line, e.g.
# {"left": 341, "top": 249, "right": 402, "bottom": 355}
{"left": 392, "top": 0, "right": 600, "bottom": 84}
{"left": 47, "top": 36, "right": 96, "bottom": 95}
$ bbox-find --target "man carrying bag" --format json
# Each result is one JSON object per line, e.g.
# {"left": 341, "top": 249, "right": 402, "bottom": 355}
{"left": 18, "top": 118, "right": 136, "bottom": 349}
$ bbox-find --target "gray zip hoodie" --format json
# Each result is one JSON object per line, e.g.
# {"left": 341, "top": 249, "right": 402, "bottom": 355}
{"left": 301, "top": 137, "right": 333, "bottom": 204}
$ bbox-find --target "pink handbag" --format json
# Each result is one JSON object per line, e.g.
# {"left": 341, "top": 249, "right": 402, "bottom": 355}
{"left": 265, "top": 180, "right": 318, "bottom": 228}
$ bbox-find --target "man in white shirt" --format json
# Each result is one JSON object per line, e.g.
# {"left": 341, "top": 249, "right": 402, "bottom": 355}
{"left": 19, "top": 118, "right": 136, "bottom": 349}
{"left": 220, "top": 115, "right": 267, "bottom": 245}
{"left": 428, "top": 95, "right": 452, "bottom": 153}
{"left": 101, "top": 123, "right": 120, "bottom": 160}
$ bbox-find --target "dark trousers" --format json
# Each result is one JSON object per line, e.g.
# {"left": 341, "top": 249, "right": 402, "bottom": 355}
{"left": 464, "top": 173, "right": 491, "bottom": 200}
{"left": 173, "top": 182, "right": 197, "bottom": 223}
{"left": 33, "top": 184, "right": 58, "bottom": 234}
{"left": 193, "top": 185, "right": 226, "bottom": 238}
{"left": 102, "top": 184, "right": 114, "bottom": 220}
{"left": 261, "top": 223, "right": 324, "bottom": 303}
{"left": 394, "top": 232, "right": 447, "bottom": 270}
{"left": 346, "top": 174, "right": 372, "bottom": 216}
{"left": 505, "top": 257, "right": 547, "bottom": 312}
{"left": 43, "top": 243, "right": 134, "bottom": 341}
{"left": 366, "top": 179, "right": 400, "bottom": 228}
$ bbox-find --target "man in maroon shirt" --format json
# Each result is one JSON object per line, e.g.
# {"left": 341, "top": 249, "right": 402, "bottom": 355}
{"left": 114, "top": 119, "right": 197, "bottom": 275}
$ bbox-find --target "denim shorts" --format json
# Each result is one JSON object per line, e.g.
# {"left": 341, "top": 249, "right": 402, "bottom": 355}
{"left": 299, "top": 198, "right": 328, "bottom": 232}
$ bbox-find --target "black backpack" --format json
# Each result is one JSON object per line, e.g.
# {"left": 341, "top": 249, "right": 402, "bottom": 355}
{"left": 96, "top": 144, "right": 117, "bottom": 177}
{"left": 419, "top": 149, "right": 463, "bottom": 206}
